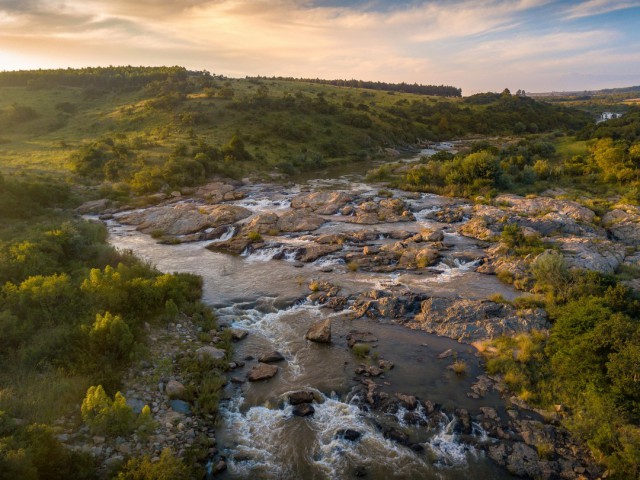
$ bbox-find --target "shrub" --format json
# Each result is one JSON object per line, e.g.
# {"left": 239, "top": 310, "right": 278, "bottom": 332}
{"left": 347, "top": 261, "right": 359, "bottom": 272}
{"left": 452, "top": 360, "right": 467, "bottom": 375}
{"left": 80, "top": 385, "right": 136, "bottom": 436}
{"left": 116, "top": 448, "right": 189, "bottom": 480}
{"left": 352, "top": 343, "right": 371, "bottom": 359}
{"left": 247, "top": 231, "right": 262, "bottom": 242}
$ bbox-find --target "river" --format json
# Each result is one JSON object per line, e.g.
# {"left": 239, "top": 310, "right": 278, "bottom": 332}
{"left": 105, "top": 147, "right": 518, "bottom": 479}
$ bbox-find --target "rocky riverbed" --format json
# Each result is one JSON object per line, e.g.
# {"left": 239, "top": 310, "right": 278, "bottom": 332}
{"left": 70, "top": 168, "right": 640, "bottom": 478}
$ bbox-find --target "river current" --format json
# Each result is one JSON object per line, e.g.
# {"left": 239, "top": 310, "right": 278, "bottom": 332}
{"left": 105, "top": 148, "right": 517, "bottom": 479}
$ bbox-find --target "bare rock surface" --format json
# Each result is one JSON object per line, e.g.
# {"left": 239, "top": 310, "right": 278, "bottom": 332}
{"left": 409, "top": 298, "right": 549, "bottom": 342}
{"left": 247, "top": 363, "right": 279, "bottom": 381}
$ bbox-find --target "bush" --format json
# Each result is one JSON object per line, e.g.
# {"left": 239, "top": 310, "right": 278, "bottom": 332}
{"left": 116, "top": 448, "right": 189, "bottom": 480}
{"left": 352, "top": 343, "right": 371, "bottom": 359}
{"left": 80, "top": 386, "right": 136, "bottom": 436}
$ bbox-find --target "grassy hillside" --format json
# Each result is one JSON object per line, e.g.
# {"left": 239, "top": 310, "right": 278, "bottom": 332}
{"left": 0, "top": 67, "right": 591, "bottom": 193}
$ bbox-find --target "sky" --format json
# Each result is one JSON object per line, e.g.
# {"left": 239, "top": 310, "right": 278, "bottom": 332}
{"left": 0, "top": 0, "right": 639, "bottom": 94}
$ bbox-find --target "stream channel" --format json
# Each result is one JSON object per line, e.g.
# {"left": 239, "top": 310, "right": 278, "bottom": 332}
{"left": 105, "top": 147, "right": 519, "bottom": 479}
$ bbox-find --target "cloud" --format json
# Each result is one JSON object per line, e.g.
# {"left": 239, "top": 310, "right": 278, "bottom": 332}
{"left": 0, "top": 0, "right": 636, "bottom": 92}
{"left": 564, "top": 0, "right": 640, "bottom": 19}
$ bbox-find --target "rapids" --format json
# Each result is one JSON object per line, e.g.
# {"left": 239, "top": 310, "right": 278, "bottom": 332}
{"left": 104, "top": 147, "right": 518, "bottom": 479}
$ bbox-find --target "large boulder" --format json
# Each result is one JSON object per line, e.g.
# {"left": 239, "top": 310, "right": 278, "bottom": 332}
{"left": 290, "top": 191, "right": 353, "bottom": 215}
{"left": 165, "top": 380, "right": 186, "bottom": 400}
{"left": 117, "top": 204, "right": 251, "bottom": 236}
{"left": 305, "top": 318, "right": 331, "bottom": 343}
{"left": 245, "top": 212, "right": 279, "bottom": 234}
{"left": 297, "top": 244, "right": 342, "bottom": 263}
{"left": 195, "top": 182, "right": 244, "bottom": 203}
{"left": 288, "top": 391, "right": 315, "bottom": 405}
{"left": 602, "top": 205, "right": 640, "bottom": 245}
{"left": 276, "top": 210, "right": 326, "bottom": 232}
{"left": 247, "top": 363, "right": 278, "bottom": 381}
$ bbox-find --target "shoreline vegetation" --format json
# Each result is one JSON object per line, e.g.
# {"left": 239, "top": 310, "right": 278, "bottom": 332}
{"left": 0, "top": 66, "right": 639, "bottom": 479}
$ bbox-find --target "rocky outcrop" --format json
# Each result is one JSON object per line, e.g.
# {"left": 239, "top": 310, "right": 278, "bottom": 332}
{"left": 297, "top": 244, "right": 342, "bottom": 263}
{"left": 194, "top": 182, "right": 245, "bottom": 203}
{"left": 410, "top": 298, "right": 549, "bottom": 342}
{"left": 494, "top": 194, "right": 596, "bottom": 224}
{"left": 350, "top": 290, "right": 428, "bottom": 319}
{"left": 77, "top": 198, "right": 111, "bottom": 214}
{"left": 245, "top": 212, "right": 279, "bottom": 234}
{"left": 288, "top": 391, "right": 315, "bottom": 405}
{"left": 305, "top": 318, "right": 331, "bottom": 343}
{"left": 554, "top": 237, "right": 626, "bottom": 274}
{"left": 290, "top": 191, "right": 353, "bottom": 214}
{"left": 276, "top": 210, "right": 326, "bottom": 232}
{"left": 602, "top": 204, "right": 640, "bottom": 245}
{"left": 117, "top": 204, "right": 251, "bottom": 236}
{"left": 206, "top": 236, "right": 254, "bottom": 255}
{"left": 349, "top": 198, "right": 415, "bottom": 224}
{"left": 247, "top": 363, "right": 278, "bottom": 381}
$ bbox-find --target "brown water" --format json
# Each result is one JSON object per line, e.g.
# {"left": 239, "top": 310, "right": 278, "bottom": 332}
{"left": 105, "top": 160, "right": 518, "bottom": 479}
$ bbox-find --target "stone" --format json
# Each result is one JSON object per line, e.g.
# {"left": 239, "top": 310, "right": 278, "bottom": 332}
{"left": 77, "top": 198, "right": 110, "bottom": 214}
{"left": 395, "top": 393, "right": 418, "bottom": 410}
{"left": 230, "top": 329, "right": 248, "bottom": 341}
{"left": 276, "top": 210, "right": 326, "bottom": 232}
{"left": 346, "top": 331, "right": 378, "bottom": 348}
{"left": 336, "top": 429, "right": 362, "bottom": 441}
{"left": 258, "top": 351, "right": 285, "bottom": 363}
{"left": 247, "top": 363, "right": 278, "bottom": 382}
{"left": 170, "top": 400, "right": 191, "bottom": 415}
{"left": 305, "top": 318, "right": 331, "bottom": 343}
{"left": 290, "top": 191, "right": 353, "bottom": 214}
{"left": 196, "top": 346, "right": 226, "bottom": 362}
{"left": 288, "top": 391, "right": 315, "bottom": 405}
{"left": 165, "top": 380, "right": 186, "bottom": 400}
{"left": 292, "top": 403, "right": 315, "bottom": 417}
{"left": 298, "top": 244, "right": 342, "bottom": 263}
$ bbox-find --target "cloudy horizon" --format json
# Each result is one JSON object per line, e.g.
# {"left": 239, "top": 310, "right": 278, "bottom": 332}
{"left": 0, "top": 0, "right": 639, "bottom": 94}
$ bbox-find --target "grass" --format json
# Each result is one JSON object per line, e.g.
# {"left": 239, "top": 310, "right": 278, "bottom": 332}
{"left": 452, "top": 360, "right": 467, "bottom": 375}
{"left": 352, "top": 343, "right": 371, "bottom": 359}
{"left": 553, "top": 136, "right": 589, "bottom": 158}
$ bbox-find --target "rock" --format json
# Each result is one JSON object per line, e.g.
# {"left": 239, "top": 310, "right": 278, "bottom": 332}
{"left": 92, "top": 435, "right": 105, "bottom": 445}
{"left": 346, "top": 331, "right": 378, "bottom": 348}
{"left": 245, "top": 213, "right": 279, "bottom": 234}
{"left": 196, "top": 346, "right": 226, "bottom": 362}
{"left": 170, "top": 399, "right": 191, "bottom": 415}
{"left": 378, "top": 359, "right": 394, "bottom": 370}
{"left": 395, "top": 394, "right": 418, "bottom": 410}
{"left": 276, "top": 210, "right": 326, "bottom": 232}
{"left": 336, "top": 429, "right": 362, "bottom": 441}
{"left": 165, "top": 380, "right": 186, "bottom": 400}
{"left": 603, "top": 205, "right": 640, "bottom": 245}
{"left": 298, "top": 244, "right": 342, "bottom": 263}
{"left": 505, "top": 442, "right": 541, "bottom": 478}
{"left": 437, "top": 348, "right": 455, "bottom": 359}
{"left": 495, "top": 194, "right": 596, "bottom": 224}
{"left": 553, "top": 237, "right": 626, "bottom": 274}
{"left": 212, "top": 460, "right": 227, "bottom": 473}
{"left": 305, "top": 318, "right": 331, "bottom": 343}
{"left": 117, "top": 204, "right": 251, "bottom": 236}
{"left": 247, "top": 363, "right": 278, "bottom": 382}
{"left": 288, "top": 391, "right": 315, "bottom": 405}
{"left": 292, "top": 404, "right": 315, "bottom": 417}
{"left": 258, "top": 351, "right": 285, "bottom": 363}
{"left": 410, "top": 297, "right": 549, "bottom": 343}
{"left": 230, "top": 328, "right": 248, "bottom": 341}
{"left": 77, "top": 198, "right": 110, "bottom": 214}
{"left": 290, "top": 191, "right": 353, "bottom": 214}
{"left": 206, "top": 236, "right": 253, "bottom": 255}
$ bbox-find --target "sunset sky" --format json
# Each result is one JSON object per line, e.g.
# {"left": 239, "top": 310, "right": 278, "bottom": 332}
{"left": 1, "top": 0, "right": 639, "bottom": 94}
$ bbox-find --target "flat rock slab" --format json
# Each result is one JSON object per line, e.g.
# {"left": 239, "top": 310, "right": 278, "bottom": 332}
{"left": 247, "top": 363, "right": 278, "bottom": 381}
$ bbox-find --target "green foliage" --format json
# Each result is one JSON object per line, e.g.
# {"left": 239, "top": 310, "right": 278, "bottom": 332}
{"left": 352, "top": 343, "right": 371, "bottom": 358}
{"left": 88, "top": 312, "right": 135, "bottom": 365}
{"left": 116, "top": 448, "right": 190, "bottom": 480}
{"left": 80, "top": 385, "right": 136, "bottom": 436}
